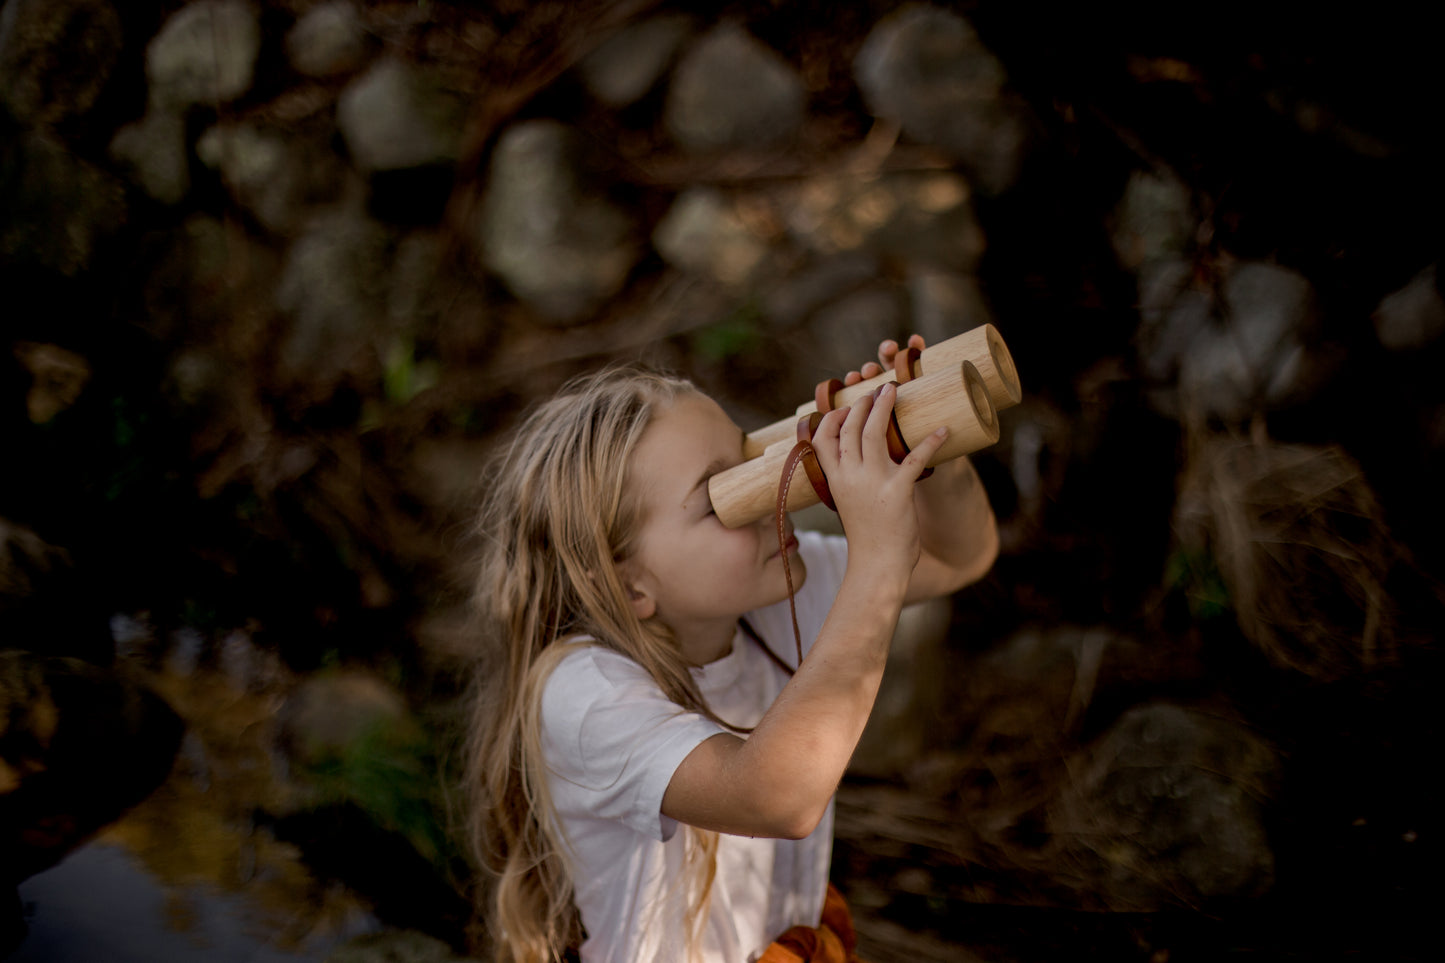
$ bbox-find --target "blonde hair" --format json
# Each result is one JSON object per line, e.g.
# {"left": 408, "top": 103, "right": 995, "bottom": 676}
{"left": 463, "top": 364, "right": 733, "bottom": 962}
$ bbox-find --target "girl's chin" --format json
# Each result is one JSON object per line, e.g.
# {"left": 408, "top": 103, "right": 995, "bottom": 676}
{"left": 768, "top": 553, "right": 806, "bottom": 591}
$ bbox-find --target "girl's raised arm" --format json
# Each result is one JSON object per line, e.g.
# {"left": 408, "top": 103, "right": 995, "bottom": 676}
{"left": 662, "top": 383, "right": 946, "bottom": 839}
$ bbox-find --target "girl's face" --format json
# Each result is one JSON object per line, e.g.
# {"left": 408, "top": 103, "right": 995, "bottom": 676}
{"left": 619, "top": 392, "right": 805, "bottom": 664}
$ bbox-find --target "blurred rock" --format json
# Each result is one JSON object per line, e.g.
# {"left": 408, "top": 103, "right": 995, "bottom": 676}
{"left": 761, "top": 251, "right": 880, "bottom": 327}
{"left": 0, "top": 651, "right": 183, "bottom": 884}
{"left": 784, "top": 170, "right": 985, "bottom": 272}
{"left": 12, "top": 342, "right": 90, "bottom": 424}
{"left": 0, "top": 129, "right": 126, "bottom": 277}
{"left": 337, "top": 58, "right": 468, "bottom": 173}
{"left": 275, "top": 670, "right": 412, "bottom": 772}
{"left": 854, "top": 4, "right": 1032, "bottom": 194}
{"left": 578, "top": 13, "right": 692, "bottom": 109}
{"left": 141, "top": 214, "right": 278, "bottom": 343}
{"left": 1044, "top": 703, "right": 1279, "bottom": 910}
{"left": 146, "top": 0, "right": 262, "bottom": 111}
{"left": 1373, "top": 263, "right": 1445, "bottom": 351}
{"left": 0, "top": 519, "right": 75, "bottom": 642}
{"left": 477, "top": 119, "right": 640, "bottom": 323}
{"left": 905, "top": 270, "right": 993, "bottom": 345}
{"left": 806, "top": 283, "right": 905, "bottom": 377}
{"left": 1138, "top": 258, "right": 1319, "bottom": 424}
{"left": 275, "top": 202, "right": 395, "bottom": 388}
{"left": 663, "top": 23, "right": 805, "bottom": 152}
{"left": 851, "top": 597, "right": 952, "bottom": 779}
{"left": 108, "top": 108, "right": 191, "bottom": 205}
{"left": 197, "top": 121, "right": 344, "bottom": 235}
{"left": 286, "top": 0, "right": 371, "bottom": 79}
{"left": 653, "top": 187, "right": 771, "bottom": 287}
{"left": 1109, "top": 169, "right": 1196, "bottom": 272}
{"left": 0, "top": 0, "right": 123, "bottom": 127}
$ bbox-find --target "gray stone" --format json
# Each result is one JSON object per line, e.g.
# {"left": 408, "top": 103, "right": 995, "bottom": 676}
{"left": 653, "top": 187, "right": 770, "bottom": 287}
{"left": 1110, "top": 169, "right": 1196, "bottom": 272}
{"left": 1046, "top": 703, "right": 1279, "bottom": 909}
{"left": 0, "top": 520, "right": 73, "bottom": 616}
{"left": 478, "top": 120, "right": 640, "bottom": 323}
{"left": 275, "top": 671, "right": 412, "bottom": 769}
{"left": 197, "top": 121, "right": 344, "bottom": 235}
{"left": 663, "top": 23, "right": 805, "bottom": 152}
{"left": 1, "top": 651, "right": 183, "bottom": 883}
{"left": 578, "top": 13, "right": 692, "bottom": 108}
{"left": 0, "top": 0, "right": 123, "bottom": 127}
{"left": 851, "top": 597, "right": 953, "bottom": 779}
{"left": 855, "top": 4, "right": 1031, "bottom": 193}
{"left": 1373, "top": 263, "right": 1445, "bottom": 351}
{"left": 337, "top": 57, "right": 468, "bottom": 172}
{"left": 109, "top": 108, "right": 191, "bottom": 205}
{"left": 146, "top": 0, "right": 262, "bottom": 110}
{"left": 275, "top": 204, "right": 395, "bottom": 383}
{"left": 784, "top": 170, "right": 985, "bottom": 273}
{"left": 12, "top": 342, "right": 90, "bottom": 424}
{"left": 806, "top": 284, "right": 906, "bottom": 378}
{"left": 1137, "top": 259, "right": 1319, "bottom": 423}
{"left": 285, "top": 0, "right": 371, "bottom": 79}
{"left": 761, "top": 252, "right": 881, "bottom": 327}
{"left": 906, "top": 270, "right": 993, "bottom": 345}
{"left": 141, "top": 214, "right": 275, "bottom": 342}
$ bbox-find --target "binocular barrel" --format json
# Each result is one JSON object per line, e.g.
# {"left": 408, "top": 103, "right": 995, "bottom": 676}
{"left": 740, "top": 323, "right": 1020, "bottom": 460}
{"left": 708, "top": 326, "right": 1018, "bottom": 528}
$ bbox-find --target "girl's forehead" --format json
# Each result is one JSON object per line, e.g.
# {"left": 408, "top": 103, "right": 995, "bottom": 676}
{"left": 628, "top": 393, "right": 742, "bottom": 501}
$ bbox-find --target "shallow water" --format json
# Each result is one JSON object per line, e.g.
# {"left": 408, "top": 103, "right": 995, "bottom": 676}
{"left": 14, "top": 840, "right": 372, "bottom": 963}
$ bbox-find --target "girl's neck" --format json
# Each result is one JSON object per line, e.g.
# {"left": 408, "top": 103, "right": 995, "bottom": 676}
{"left": 673, "top": 616, "right": 739, "bottom": 667}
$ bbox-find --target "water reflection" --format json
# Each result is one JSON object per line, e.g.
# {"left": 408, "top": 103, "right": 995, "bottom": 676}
{"left": 8, "top": 626, "right": 396, "bottom": 963}
{"left": 15, "top": 839, "right": 374, "bottom": 962}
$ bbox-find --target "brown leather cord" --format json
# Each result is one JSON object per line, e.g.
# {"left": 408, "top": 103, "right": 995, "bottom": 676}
{"left": 814, "top": 377, "right": 844, "bottom": 414}
{"left": 777, "top": 419, "right": 821, "bottom": 666}
{"left": 779, "top": 353, "right": 933, "bottom": 665}
{"left": 738, "top": 617, "right": 796, "bottom": 678}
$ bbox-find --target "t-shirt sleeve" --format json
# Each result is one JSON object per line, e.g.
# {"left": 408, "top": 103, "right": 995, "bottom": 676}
{"left": 539, "top": 647, "right": 726, "bottom": 842}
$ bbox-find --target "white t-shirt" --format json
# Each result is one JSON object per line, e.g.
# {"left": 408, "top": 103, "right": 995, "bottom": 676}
{"left": 539, "top": 530, "right": 850, "bottom": 963}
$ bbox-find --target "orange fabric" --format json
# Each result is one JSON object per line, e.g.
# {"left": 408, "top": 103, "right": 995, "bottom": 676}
{"left": 756, "top": 885, "right": 865, "bottom": 963}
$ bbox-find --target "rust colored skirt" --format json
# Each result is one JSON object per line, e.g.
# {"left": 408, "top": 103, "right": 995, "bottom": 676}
{"left": 756, "top": 884, "right": 866, "bottom": 963}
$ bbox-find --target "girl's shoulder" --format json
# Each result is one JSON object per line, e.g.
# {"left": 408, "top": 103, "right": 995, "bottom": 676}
{"left": 541, "top": 638, "right": 662, "bottom": 712}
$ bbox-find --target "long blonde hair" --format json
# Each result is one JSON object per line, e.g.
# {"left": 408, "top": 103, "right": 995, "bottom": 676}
{"left": 464, "top": 364, "right": 732, "bottom": 962}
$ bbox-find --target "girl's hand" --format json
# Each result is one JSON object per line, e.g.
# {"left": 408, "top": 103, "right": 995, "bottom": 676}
{"left": 808, "top": 380, "right": 947, "bottom": 581}
{"left": 841, "top": 334, "right": 927, "bottom": 387}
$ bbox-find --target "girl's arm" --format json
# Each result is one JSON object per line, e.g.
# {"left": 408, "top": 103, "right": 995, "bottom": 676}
{"left": 662, "top": 384, "right": 944, "bottom": 840}
{"left": 902, "top": 441, "right": 998, "bottom": 605}
{"left": 854, "top": 336, "right": 998, "bottom": 606}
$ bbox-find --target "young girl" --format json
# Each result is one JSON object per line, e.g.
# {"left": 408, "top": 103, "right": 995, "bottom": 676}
{"left": 465, "top": 338, "right": 998, "bottom": 963}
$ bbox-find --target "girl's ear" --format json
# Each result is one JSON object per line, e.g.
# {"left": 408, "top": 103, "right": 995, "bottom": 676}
{"left": 614, "top": 560, "right": 657, "bottom": 621}
{"left": 626, "top": 583, "right": 657, "bottom": 621}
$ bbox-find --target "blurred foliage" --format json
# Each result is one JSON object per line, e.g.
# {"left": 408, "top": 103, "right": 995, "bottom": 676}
{"left": 691, "top": 305, "right": 767, "bottom": 362}
{"left": 295, "top": 716, "right": 451, "bottom": 871}
{"left": 1164, "top": 547, "right": 1231, "bottom": 621}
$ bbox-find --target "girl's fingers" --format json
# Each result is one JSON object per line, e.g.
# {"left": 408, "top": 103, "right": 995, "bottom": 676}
{"left": 876, "top": 339, "right": 897, "bottom": 369}
{"left": 836, "top": 391, "right": 872, "bottom": 459}
{"left": 901, "top": 425, "right": 948, "bottom": 478}
{"left": 842, "top": 361, "right": 884, "bottom": 387}
{"left": 860, "top": 382, "right": 895, "bottom": 447}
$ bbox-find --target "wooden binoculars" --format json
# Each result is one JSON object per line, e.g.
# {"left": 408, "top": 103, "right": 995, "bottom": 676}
{"left": 708, "top": 324, "right": 1020, "bottom": 528}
